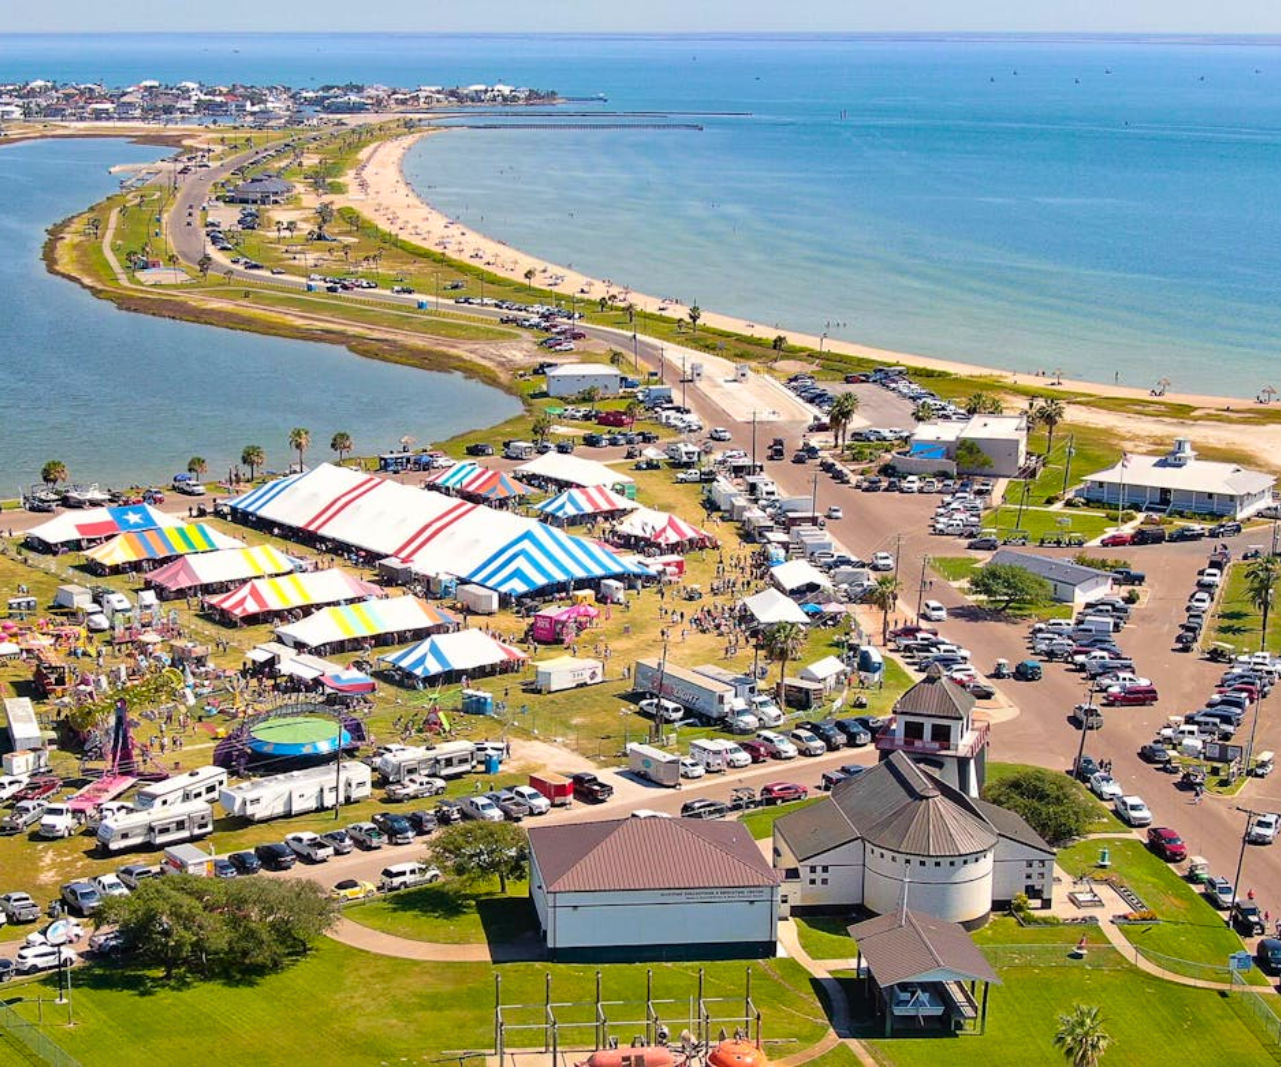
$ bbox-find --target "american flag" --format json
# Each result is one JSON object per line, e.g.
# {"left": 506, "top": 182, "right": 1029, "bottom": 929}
{"left": 1120, "top": 453, "right": 1131, "bottom": 469}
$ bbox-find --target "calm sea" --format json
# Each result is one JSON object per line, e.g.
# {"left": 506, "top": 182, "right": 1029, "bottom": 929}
{"left": 0, "top": 137, "right": 518, "bottom": 490}
{"left": 5, "top": 33, "right": 1281, "bottom": 396}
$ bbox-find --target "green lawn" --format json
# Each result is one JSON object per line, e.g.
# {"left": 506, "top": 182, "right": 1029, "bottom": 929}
{"left": 1003, "top": 427, "right": 1120, "bottom": 507}
{"left": 792, "top": 915, "right": 857, "bottom": 961}
{"left": 930, "top": 556, "right": 980, "bottom": 582}
{"left": 344, "top": 877, "right": 535, "bottom": 944}
{"left": 741, "top": 797, "right": 822, "bottom": 840}
{"left": 985, "top": 506, "right": 1114, "bottom": 544}
{"left": 971, "top": 916, "right": 1109, "bottom": 948}
{"left": 798, "top": 1044, "right": 863, "bottom": 1067}
{"left": 1212, "top": 562, "right": 1281, "bottom": 655}
{"left": 36, "top": 943, "right": 832, "bottom": 1067}
{"left": 1057, "top": 839, "right": 1261, "bottom": 983}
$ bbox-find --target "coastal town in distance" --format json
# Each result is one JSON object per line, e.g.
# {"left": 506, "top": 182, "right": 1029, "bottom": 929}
{"left": 5, "top": 21, "right": 1281, "bottom": 1067}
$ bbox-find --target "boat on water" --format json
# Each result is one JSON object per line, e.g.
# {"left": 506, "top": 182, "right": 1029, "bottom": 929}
{"left": 62, "top": 483, "right": 112, "bottom": 508}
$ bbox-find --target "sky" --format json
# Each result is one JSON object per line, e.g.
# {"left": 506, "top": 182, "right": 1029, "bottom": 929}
{"left": 7, "top": 0, "right": 1281, "bottom": 35}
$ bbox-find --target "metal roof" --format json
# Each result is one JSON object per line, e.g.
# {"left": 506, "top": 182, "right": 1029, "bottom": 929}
{"left": 893, "top": 666, "right": 975, "bottom": 721}
{"left": 849, "top": 909, "right": 1000, "bottom": 987}
{"left": 530, "top": 817, "right": 779, "bottom": 893}
{"left": 989, "top": 550, "right": 1110, "bottom": 588}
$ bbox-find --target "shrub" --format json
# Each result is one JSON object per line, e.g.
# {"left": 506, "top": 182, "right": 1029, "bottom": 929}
{"left": 1120, "top": 509, "right": 1137, "bottom": 521}
{"left": 983, "top": 768, "right": 1097, "bottom": 845}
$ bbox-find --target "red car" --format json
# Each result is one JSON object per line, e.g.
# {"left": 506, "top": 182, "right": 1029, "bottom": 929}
{"left": 13, "top": 777, "right": 60, "bottom": 802}
{"left": 1147, "top": 826, "right": 1188, "bottom": 862}
{"left": 1102, "top": 685, "right": 1159, "bottom": 706}
{"left": 1100, "top": 532, "right": 1134, "bottom": 547}
{"left": 760, "top": 782, "right": 809, "bottom": 805}
{"left": 596, "top": 411, "right": 631, "bottom": 427}
{"left": 737, "top": 739, "right": 771, "bottom": 764}
{"left": 888, "top": 625, "right": 939, "bottom": 641}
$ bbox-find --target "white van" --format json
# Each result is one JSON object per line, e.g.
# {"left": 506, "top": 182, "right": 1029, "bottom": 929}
{"left": 689, "top": 739, "right": 732, "bottom": 773}
{"left": 921, "top": 600, "right": 948, "bottom": 622}
{"left": 379, "top": 862, "right": 442, "bottom": 892}
{"left": 899, "top": 476, "right": 921, "bottom": 493}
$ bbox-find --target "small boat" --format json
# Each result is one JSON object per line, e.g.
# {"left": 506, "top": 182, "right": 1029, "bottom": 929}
{"left": 62, "top": 483, "right": 111, "bottom": 508}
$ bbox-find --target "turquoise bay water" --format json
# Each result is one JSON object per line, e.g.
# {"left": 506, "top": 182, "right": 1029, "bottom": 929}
{"left": 0, "top": 138, "right": 518, "bottom": 490}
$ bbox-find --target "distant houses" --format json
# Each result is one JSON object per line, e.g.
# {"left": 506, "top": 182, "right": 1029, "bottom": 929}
{"left": 988, "top": 550, "right": 1112, "bottom": 606}
{"left": 225, "top": 174, "right": 294, "bottom": 205}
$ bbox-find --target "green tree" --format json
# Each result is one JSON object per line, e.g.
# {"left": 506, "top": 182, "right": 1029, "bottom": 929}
{"left": 912, "top": 401, "right": 935, "bottom": 423}
{"left": 984, "top": 769, "right": 1096, "bottom": 844}
{"left": 524, "top": 268, "right": 536, "bottom": 291}
{"left": 186, "top": 456, "right": 207, "bottom": 478}
{"left": 240, "top": 444, "right": 265, "bottom": 481}
{"left": 964, "top": 391, "right": 1004, "bottom": 415}
{"left": 1245, "top": 554, "right": 1281, "bottom": 651}
{"left": 607, "top": 349, "right": 625, "bottom": 367}
{"left": 867, "top": 574, "right": 901, "bottom": 643}
{"left": 828, "top": 392, "right": 861, "bottom": 448}
{"left": 40, "top": 460, "right": 68, "bottom": 487}
{"left": 624, "top": 399, "right": 643, "bottom": 428}
{"left": 688, "top": 303, "right": 702, "bottom": 333}
{"left": 196, "top": 253, "right": 212, "bottom": 279}
{"left": 771, "top": 334, "right": 788, "bottom": 353}
{"left": 598, "top": 296, "right": 609, "bottom": 313}
{"left": 955, "top": 438, "right": 994, "bottom": 472}
{"left": 968, "top": 563, "right": 1052, "bottom": 610}
{"left": 314, "top": 201, "right": 334, "bottom": 238}
{"left": 761, "top": 621, "right": 806, "bottom": 705}
{"left": 530, "top": 413, "right": 554, "bottom": 443}
{"left": 1053, "top": 1004, "right": 1111, "bottom": 1067}
{"left": 330, "top": 431, "right": 353, "bottom": 464}
{"left": 1035, "top": 397, "right": 1068, "bottom": 455}
{"left": 428, "top": 821, "right": 528, "bottom": 893}
{"left": 288, "top": 427, "right": 312, "bottom": 472}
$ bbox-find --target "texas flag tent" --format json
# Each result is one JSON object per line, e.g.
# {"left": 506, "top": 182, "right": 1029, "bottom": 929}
{"left": 422, "top": 462, "right": 531, "bottom": 503}
{"left": 318, "top": 668, "right": 378, "bottom": 696}
{"left": 83, "top": 523, "right": 244, "bottom": 573}
{"left": 534, "top": 485, "right": 640, "bottom": 525}
{"left": 145, "top": 545, "right": 300, "bottom": 598}
{"left": 274, "top": 596, "right": 458, "bottom": 655}
{"left": 26, "top": 505, "right": 182, "bottom": 550}
{"left": 205, "top": 569, "right": 385, "bottom": 623}
{"left": 614, "top": 507, "right": 716, "bottom": 552}
{"left": 380, "top": 628, "right": 527, "bottom": 683}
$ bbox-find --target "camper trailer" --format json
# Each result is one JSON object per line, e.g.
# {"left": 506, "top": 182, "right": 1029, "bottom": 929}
{"left": 133, "top": 766, "right": 227, "bottom": 811}
{"left": 375, "top": 741, "right": 476, "bottom": 783}
{"left": 95, "top": 800, "right": 214, "bottom": 853}
{"left": 218, "top": 763, "right": 372, "bottom": 823}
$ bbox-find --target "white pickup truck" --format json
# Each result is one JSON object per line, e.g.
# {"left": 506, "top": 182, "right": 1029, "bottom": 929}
{"left": 385, "top": 775, "right": 447, "bottom": 802}
{"left": 37, "top": 804, "right": 82, "bottom": 840}
{"left": 284, "top": 831, "right": 336, "bottom": 863}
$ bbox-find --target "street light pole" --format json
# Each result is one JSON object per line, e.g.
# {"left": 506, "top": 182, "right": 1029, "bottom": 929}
{"left": 1062, "top": 433, "right": 1076, "bottom": 497}
{"left": 751, "top": 411, "right": 758, "bottom": 470}
{"left": 1073, "top": 681, "right": 1095, "bottom": 777}
{"left": 1231, "top": 807, "right": 1256, "bottom": 926}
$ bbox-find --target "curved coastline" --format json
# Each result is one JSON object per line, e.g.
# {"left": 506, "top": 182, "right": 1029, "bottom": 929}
{"left": 362, "top": 130, "right": 1256, "bottom": 410}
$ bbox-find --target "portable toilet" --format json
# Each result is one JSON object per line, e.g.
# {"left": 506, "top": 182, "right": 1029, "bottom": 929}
{"left": 462, "top": 689, "right": 494, "bottom": 716}
{"left": 484, "top": 751, "right": 501, "bottom": 775}
{"left": 417, "top": 300, "right": 428, "bottom": 310}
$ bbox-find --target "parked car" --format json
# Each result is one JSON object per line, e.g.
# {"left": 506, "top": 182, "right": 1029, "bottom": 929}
{"left": 227, "top": 851, "right": 262, "bottom": 876}
{"left": 331, "top": 879, "right": 379, "bottom": 902}
{"left": 759, "top": 782, "right": 809, "bottom": 805}
{"left": 797, "top": 721, "right": 847, "bottom": 751}
{"left": 60, "top": 881, "right": 101, "bottom": 917}
{"left": 386, "top": 775, "right": 448, "bottom": 802}
{"left": 1099, "top": 532, "right": 1134, "bottom": 547}
{"left": 212, "top": 857, "right": 238, "bottom": 879}
{"left": 509, "top": 785, "right": 551, "bottom": 815}
{"left": 1248, "top": 812, "right": 1280, "bottom": 845}
{"left": 757, "top": 731, "right": 799, "bottom": 759}
{"left": 679, "top": 798, "right": 728, "bottom": 820}
{"left": 1208, "top": 876, "right": 1236, "bottom": 909}
{"left": 1257, "top": 937, "right": 1281, "bottom": 975}
{"left": 13, "top": 944, "right": 75, "bottom": 975}
{"left": 91, "top": 874, "right": 129, "bottom": 900}
{"left": 1146, "top": 827, "right": 1188, "bottom": 862}
{"left": 284, "top": 831, "right": 336, "bottom": 863}
{"left": 1139, "top": 742, "right": 1172, "bottom": 764}
{"left": 1233, "top": 901, "right": 1267, "bottom": 936}
{"left": 737, "top": 739, "right": 771, "bottom": 763}
{"left": 1115, "top": 795, "right": 1153, "bottom": 827}
{"left": 1089, "top": 773, "right": 1123, "bottom": 800}
{"left": 253, "top": 842, "right": 297, "bottom": 871}
{"left": 434, "top": 798, "right": 464, "bottom": 824}
{"left": 117, "top": 864, "right": 159, "bottom": 890}
{"left": 0, "top": 892, "right": 42, "bottom": 924}
{"left": 319, "top": 829, "right": 355, "bottom": 855}
{"left": 789, "top": 729, "right": 828, "bottom": 757}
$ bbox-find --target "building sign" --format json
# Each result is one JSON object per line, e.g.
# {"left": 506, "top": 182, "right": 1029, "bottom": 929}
{"left": 1205, "top": 742, "right": 1244, "bottom": 764}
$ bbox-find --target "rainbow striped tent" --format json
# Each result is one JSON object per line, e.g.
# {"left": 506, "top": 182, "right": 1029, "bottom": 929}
{"left": 422, "top": 462, "right": 531, "bottom": 502}
{"left": 206, "top": 569, "right": 384, "bottom": 622}
{"left": 83, "top": 523, "right": 244, "bottom": 571}
{"left": 274, "top": 597, "right": 457, "bottom": 653}
{"left": 145, "top": 545, "right": 300, "bottom": 596}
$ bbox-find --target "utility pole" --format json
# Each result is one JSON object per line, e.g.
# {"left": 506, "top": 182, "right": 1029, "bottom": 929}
{"left": 1073, "top": 681, "right": 1095, "bottom": 777}
{"left": 916, "top": 555, "right": 931, "bottom": 620}
{"left": 1061, "top": 433, "right": 1075, "bottom": 497}
{"left": 681, "top": 354, "right": 688, "bottom": 410}
{"left": 333, "top": 713, "right": 344, "bottom": 821}
{"left": 1015, "top": 479, "right": 1031, "bottom": 533}
{"left": 751, "top": 411, "right": 758, "bottom": 470}
{"left": 811, "top": 470, "right": 819, "bottom": 517}
{"left": 1231, "top": 807, "right": 1256, "bottom": 926}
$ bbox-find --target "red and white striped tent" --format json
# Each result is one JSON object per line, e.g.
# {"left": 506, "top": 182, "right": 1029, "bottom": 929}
{"left": 421, "top": 462, "right": 532, "bottom": 503}
{"left": 534, "top": 485, "right": 640, "bottom": 525}
{"left": 614, "top": 507, "right": 716, "bottom": 551}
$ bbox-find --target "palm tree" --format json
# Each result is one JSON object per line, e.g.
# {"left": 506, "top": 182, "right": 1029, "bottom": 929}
{"left": 314, "top": 201, "right": 334, "bottom": 238}
{"left": 868, "top": 575, "right": 902, "bottom": 643}
{"left": 1035, "top": 397, "right": 1067, "bottom": 455}
{"left": 964, "top": 391, "right": 1003, "bottom": 415}
{"left": 330, "top": 432, "right": 353, "bottom": 464}
{"left": 624, "top": 399, "right": 644, "bottom": 428}
{"left": 40, "top": 460, "right": 68, "bottom": 487}
{"left": 761, "top": 622, "right": 806, "bottom": 706}
{"left": 688, "top": 303, "right": 702, "bottom": 333}
{"left": 530, "top": 414, "right": 554, "bottom": 443}
{"left": 912, "top": 400, "right": 935, "bottom": 423}
{"left": 288, "top": 427, "right": 311, "bottom": 473}
{"left": 186, "top": 456, "right": 207, "bottom": 478}
{"left": 284, "top": 220, "right": 298, "bottom": 242}
{"left": 1054, "top": 1005, "right": 1111, "bottom": 1067}
{"left": 196, "top": 253, "right": 212, "bottom": 279}
{"left": 1245, "top": 555, "right": 1281, "bottom": 651}
{"left": 524, "top": 268, "right": 536, "bottom": 291}
{"left": 828, "top": 392, "right": 862, "bottom": 448}
{"left": 240, "top": 445, "right": 265, "bottom": 481}
{"left": 772, "top": 334, "right": 788, "bottom": 353}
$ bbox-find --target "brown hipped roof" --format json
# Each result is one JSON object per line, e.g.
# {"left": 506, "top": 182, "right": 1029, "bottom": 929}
{"left": 849, "top": 909, "right": 1000, "bottom": 987}
{"left": 530, "top": 817, "right": 780, "bottom": 893}
{"left": 893, "top": 665, "right": 975, "bottom": 721}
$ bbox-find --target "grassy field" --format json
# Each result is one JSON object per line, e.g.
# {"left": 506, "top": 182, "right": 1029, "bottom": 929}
{"left": 1211, "top": 561, "right": 1281, "bottom": 656}
{"left": 741, "top": 798, "right": 823, "bottom": 840}
{"left": 984, "top": 505, "right": 1114, "bottom": 543}
{"left": 930, "top": 557, "right": 979, "bottom": 582}
{"left": 1057, "top": 839, "right": 1262, "bottom": 983}
{"left": 982, "top": 762, "right": 1124, "bottom": 833}
{"left": 344, "top": 877, "right": 536, "bottom": 945}
{"left": 33, "top": 944, "right": 833, "bottom": 1067}
{"left": 792, "top": 915, "right": 857, "bottom": 961}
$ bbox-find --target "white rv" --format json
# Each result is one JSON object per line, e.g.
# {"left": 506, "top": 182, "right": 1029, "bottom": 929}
{"left": 375, "top": 741, "right": 475, "bottom": 783}
{"left": 96, "top": 800, "right": 214, "bottom": 853}
{"left": 134, "top": 766, "right": 228, "bottom": 811}
{"left": 218, "top": 763, "right": 372, "bottom": 823}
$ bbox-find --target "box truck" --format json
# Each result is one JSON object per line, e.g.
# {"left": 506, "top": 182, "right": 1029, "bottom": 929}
{"left": 634, "top": 658, "right": 737, "bottom": 724}
{"left": 627, "top": 743, "right": 681, "bottom": 787}
{"left": 218, "top": 763, "right": 372, "bottom": 822}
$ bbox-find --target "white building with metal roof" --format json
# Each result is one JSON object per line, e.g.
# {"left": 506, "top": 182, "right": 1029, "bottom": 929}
{"left": 1080, "top": 438, "right": 1275, "bottom": 519}
{"left": 988, "top": 550, "right": 1112, "bottom": 605}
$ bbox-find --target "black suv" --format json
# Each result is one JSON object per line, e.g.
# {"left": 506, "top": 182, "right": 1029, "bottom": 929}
{"left": 1211, "top": 521, "right": 1243, "bottom": 538}
{"left": 407, "top": 810, "right": 439, "bottom": 836}
{"left": 1131, "top": 526, "right": 1166, "bottom": 545}
{"left": 371, "top": 812, "right": 415, "bottom": 845}
{"left": 679, "top": 799, "right": 728, "bottom": 820}
{"left": 465, "top": 442, "right": 495, "bottom": 457}
{"left": 797, "top": 720, "right": 847, "bottom": 751}
{"left": 253, "top": 843, "right": 296, "bottom": 871}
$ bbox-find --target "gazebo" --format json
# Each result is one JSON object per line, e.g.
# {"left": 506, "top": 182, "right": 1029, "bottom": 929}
{"left": 847, "top": 909, "right": 999, "bottom": 1037}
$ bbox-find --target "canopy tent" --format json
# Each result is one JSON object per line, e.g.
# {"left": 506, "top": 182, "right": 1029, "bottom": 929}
{"left": 514, "top": 452, "right": 635, "bottom": 489}
{"left": 26, "top": 505, "right": 182, "bottom": 549}
{"left": 83, "top": 523, "right": 244, "bottom": 571}
{"left": 531, "top": 603, "right": 599, "bottom": 644}
{"left": 800, "top": 655, "right": 848, "bottom": 684}
{"left": 205, "top": 569, "right": 384, "bottom": 622}
{"left": 770, "top": 559, "right": 834, "bottom": 595}
{"left": 422, "top": 462, "right": 531, "bottom": 502}
{"left": 534, "top": 485, "right": 640, "bottom": 524}
{"left": 614, "top": 507, "right": 716, "bottom": 550}
{"left": 145, "top": 545, "right": 300, "bottom": 597}
{"left": 318, "top": 668, "right": 378, "bottom": 695}
{"left": 244, "top": 641, "right": 342, "bottom": 682}
{"left": 740, "top": 587, "right": 810, "bottom": 627}
{"left": 380, "top": 628, "right": 527, "bottom": 681}
{"left": 228, "top": 464, "right": 648, "bottom": 598}
{"left": 274, "top": 596, "right": 457, "bottom": 652}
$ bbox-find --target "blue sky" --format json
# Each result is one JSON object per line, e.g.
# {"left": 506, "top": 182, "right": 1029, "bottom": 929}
{"left": 9, "top": 0, "right": 1281, "bottom": 34}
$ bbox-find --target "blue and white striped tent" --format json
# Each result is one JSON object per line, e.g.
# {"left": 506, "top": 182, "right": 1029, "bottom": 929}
{"left": 380, "top": 629, "right": 527, "bottom": 680}
{"left": 462, "top": 524, "right": 652, "bottom": 596}
{"left": 534, "top": 485, "right": 639, "bottom": 523}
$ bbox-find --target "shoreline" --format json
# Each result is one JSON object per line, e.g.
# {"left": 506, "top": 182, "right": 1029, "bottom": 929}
{"left": 350, "top": 130, "right": 1261, "bottom": 411}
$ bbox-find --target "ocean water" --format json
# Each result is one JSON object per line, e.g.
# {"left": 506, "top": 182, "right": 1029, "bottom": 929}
{"left": 0, "top": 137, "right": 518, "bottom": 490}
{"left": 5, "top": 34, "right": 1281, "bottom": 396}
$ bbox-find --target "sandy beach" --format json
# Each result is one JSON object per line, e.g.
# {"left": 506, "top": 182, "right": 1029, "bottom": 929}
{"left": 339, "top": 131, "right": 1270, "bottom": 413}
